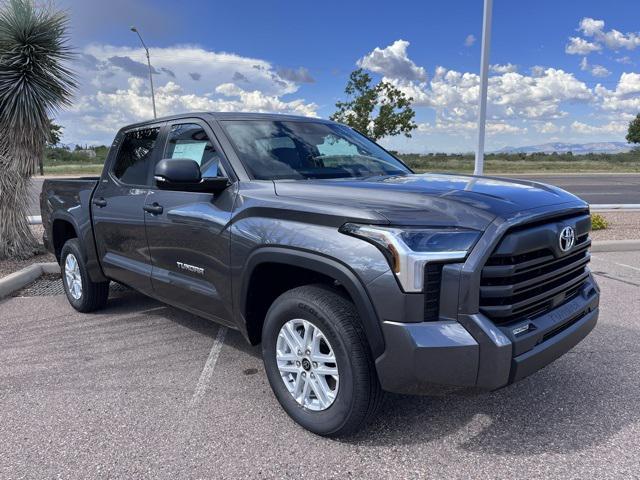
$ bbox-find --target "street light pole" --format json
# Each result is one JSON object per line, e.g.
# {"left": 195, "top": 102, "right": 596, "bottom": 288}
{"left": 474, "top": 0, "right": 493, "bottom": 176}
{"left": 130, "top": 26, "right": 157, "bottom": 119}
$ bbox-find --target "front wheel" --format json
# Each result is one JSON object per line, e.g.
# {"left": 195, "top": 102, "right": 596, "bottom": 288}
{"left": 60, "top": 238, "right": 109, "bottom": 312}
{"left": 262, "top": 285, "right": 383, "bottom": 437}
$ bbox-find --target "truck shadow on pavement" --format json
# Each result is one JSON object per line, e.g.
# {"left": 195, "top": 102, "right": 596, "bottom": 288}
{"left": 346, "top": 322, "right": 636, "bottom": 456}
{"left": 104, "top": 292, "right": 635, "bottom": 457}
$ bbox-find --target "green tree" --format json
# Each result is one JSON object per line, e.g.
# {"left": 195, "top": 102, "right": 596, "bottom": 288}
{"left": 330, "top": 69, "right": 417, "bottom": 141}
{"left": 38, "top": 120, "right": 63, "bottom": 176}
{"left": 626, "top": 114, "right": 640, "bottom": 145}
{"left": 47, "top": 121, "right": 63, "bottom": 147}
{"left": 0, "top": 0, "right": 76, "bottom": 259}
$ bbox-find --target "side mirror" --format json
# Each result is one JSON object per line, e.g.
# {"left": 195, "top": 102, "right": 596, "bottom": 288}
{"left": 155, "top": 158, "right": 201, "bottom": 184}
{"left": 154, "top": 158, "right": 229, "bottom": 193}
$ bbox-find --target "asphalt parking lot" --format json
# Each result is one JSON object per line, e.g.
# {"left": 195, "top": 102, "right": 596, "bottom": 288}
{"left": 1, "top": 252, "right": 639, "bottom": 479}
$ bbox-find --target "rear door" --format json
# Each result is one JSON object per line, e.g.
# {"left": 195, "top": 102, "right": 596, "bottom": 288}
{"left": 144, "top": 119, "right": 237, "bottom": 323}
{"left": 91, "top": 124, "right": 164, "bottom": 294}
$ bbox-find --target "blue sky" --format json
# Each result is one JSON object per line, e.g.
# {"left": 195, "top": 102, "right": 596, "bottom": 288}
{"left": 57, "top": 0, "right": 640, "bottom": 152}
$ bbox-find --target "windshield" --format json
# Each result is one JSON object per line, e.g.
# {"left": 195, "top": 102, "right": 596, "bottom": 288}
{"left": 220, "top": 120, "right": 411, "bottom": 180}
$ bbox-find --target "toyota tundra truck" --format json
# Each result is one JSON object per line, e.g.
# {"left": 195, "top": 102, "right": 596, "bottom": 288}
{"left": 40, "top": 112, "right": 600, "bottom": 436}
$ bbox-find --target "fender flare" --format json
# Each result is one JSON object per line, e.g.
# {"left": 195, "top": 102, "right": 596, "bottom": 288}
{"left": 49, "top": 211, "right": 80, "bottom": 256}
{"left": 239, "top": 247, "right": 385, "bottom": 359}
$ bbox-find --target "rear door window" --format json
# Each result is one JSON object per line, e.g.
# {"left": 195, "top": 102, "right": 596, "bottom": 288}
{"left": 113, "top": 127, "right": 160, "bottom": 185}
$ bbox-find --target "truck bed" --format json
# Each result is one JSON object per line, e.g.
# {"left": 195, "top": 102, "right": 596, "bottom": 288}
{"left": 40, "top": 177, "right": 100, "bottom": 260}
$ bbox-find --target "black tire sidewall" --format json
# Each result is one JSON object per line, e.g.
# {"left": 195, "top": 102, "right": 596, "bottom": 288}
{"left": 262, "top": 292, "right": 358, "bottom": 436}
{"left": 60, "top": 239, "right": 91, "bottom": 311}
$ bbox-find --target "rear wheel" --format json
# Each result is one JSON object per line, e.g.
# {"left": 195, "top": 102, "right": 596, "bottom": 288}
{"left": 262, "top": 285, "right": 383, "bottom": 437}
{"left": 61, "top": 239, "right": 109, "bottom": 312}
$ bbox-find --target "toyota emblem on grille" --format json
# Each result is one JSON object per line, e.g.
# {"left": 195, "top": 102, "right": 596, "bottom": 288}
{"left": 559, "top": 226, "right": 576, "bottom": 252}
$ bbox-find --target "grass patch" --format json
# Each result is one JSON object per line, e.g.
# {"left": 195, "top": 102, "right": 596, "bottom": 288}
{"left": 398, "top": 152, "right": 640, "bottom": 174}
{"left": 410, "top": 161, "right": 640, "bottom": 174}
{"left": 40, "top": 151, "right": 640, "bottom": 176}
{"left": 591, "top": 213, "right": 608, "bottom": 230}
{"left": 43, "top": 164, "right": 103, "bottom": 175}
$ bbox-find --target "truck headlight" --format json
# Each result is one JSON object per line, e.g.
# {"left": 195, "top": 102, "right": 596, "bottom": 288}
{"left": 340, "top": 223, "right": 480, "bottom": 292}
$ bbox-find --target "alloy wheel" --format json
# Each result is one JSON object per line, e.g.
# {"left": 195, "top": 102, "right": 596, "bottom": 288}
{"left": 64, "top": 253, "right": 82, "bottom": 300}
{"left": 276, "top": 318, "right": 339, "bottom": 411}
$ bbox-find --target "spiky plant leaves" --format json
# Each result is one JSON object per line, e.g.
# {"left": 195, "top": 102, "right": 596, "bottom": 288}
{"left": 0, "top": 0, "right": 76, "bottom": 259}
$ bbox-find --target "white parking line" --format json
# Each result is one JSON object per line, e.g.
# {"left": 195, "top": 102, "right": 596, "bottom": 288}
{"left": 189, "top": 326, "right": 227, "bottom": 407}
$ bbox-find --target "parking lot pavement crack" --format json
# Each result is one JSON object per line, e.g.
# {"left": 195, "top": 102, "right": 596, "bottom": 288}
{"left": 592, "top": 271, "right": 640, "bottom": 287}
{"left": 567, "top": 348, "right": 640, "bottom": 354}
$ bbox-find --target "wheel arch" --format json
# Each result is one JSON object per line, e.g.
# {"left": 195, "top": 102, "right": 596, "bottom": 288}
{"left": 49, "top": 211, "right": 108, "bottom": 283}
{"left": 238, "top": 247, "right": 385, "bottom": 359}
{"left": 51, "top": 217, "right": 78, "bottom": 262}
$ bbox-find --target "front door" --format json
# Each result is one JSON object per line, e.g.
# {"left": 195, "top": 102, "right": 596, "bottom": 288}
{"left": 92, "top": 125, "right": 163, "bottom": 294}
{"left": 144, "top": 120, "right": 236, "bottom": 323}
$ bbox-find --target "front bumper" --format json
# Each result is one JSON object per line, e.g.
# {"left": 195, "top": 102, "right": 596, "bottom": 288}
{"left": 375, "top": 277, "right": 599, "bottom": 395}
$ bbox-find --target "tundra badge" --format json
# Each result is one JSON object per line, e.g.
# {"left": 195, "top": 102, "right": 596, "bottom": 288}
{"left": 176, "top": 261, "right": 204, "bottom": 275}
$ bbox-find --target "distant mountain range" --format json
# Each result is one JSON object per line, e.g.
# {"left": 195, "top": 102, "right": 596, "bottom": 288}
{"left": 495, "top": 142, "right": 633, "bottom": 155}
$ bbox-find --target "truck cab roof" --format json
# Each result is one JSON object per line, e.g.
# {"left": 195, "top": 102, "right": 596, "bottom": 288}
{"left": 121, "top": 112, "right": 333, "bottom": 131}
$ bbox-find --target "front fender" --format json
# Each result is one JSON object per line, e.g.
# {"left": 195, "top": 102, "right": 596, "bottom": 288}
{"left": 238, "top": 246, "right": 386, "bottom": 359}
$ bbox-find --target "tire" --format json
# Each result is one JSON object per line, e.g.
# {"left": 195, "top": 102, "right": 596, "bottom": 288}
{"left": 60, "top": 238, "right": 109, "bottom": 312}
{"left": 262, "top": 284, "right": 383, "bottom": 437}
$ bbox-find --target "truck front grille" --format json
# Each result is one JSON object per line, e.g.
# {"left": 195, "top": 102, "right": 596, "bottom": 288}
{"left": 479, "top": 214, "right": 592, "bottom": 325}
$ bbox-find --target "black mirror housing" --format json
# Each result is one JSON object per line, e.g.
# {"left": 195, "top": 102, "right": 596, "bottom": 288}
{"left": 155, "top": 158, "right": 201, "bottom": 184}
{"left": 155, "top": 158, "right": 229, "bottom": 193}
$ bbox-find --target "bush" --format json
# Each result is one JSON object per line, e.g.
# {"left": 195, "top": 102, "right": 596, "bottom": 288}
{"left": 591, "top": 213, "right": 608, "bottom": 230}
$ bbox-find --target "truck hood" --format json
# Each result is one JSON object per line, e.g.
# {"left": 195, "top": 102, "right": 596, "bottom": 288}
{"left": 274, "top": 173, "right": 586, "bottom": 230}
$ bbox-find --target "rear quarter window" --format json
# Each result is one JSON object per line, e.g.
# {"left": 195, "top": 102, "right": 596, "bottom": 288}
{"left": 113, "top": 127, "right": 160, "bottom": 185}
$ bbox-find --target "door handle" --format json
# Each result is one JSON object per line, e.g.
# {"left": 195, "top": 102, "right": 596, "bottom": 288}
{"left": 92, "top": 197, "right": 107, "bottom": 208}
{"left": 143, "top": 202, "right": 164, "bottom": 215}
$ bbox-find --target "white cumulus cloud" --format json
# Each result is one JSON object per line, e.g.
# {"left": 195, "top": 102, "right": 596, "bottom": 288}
{"left": 574, "top": 17, "right": 640, "bottom": 52}
{"left": 578, "top": 18, "right": 605, "bottom": 37}
{"left": 357, "top": 40, "right": 427, "bottom": 82}
{"left": 565, "top": 37, "right": 601, "bottom": 55}
{"left": 56, "top": 44, "right": 317, "bottom": 143}
{"left": 571, "top": 120, "right": 627, "bottom": 135}
{"left": 579, "top": 57, "right": 611, "bottom": 77}
{"left": 590, "top": 65, "right": 611, "bottom": 78}
{"left": 594, "top": 72, "right": 640, "bottom": 115}
{"left": 387, "top": 66, "right": 592, "bottom": 125}
{"left": 490, "top": 63, "right": 518, "bottom": 74}
{"left": 535, "top": 122, "right": 565, "bottom": 134}
{"left": 357, "top": 40, "right": 597, "bottom": 144}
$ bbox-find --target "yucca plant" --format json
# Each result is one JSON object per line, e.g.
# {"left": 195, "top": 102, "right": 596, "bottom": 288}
{"left": 0, "top": 0, "right": 75, "bottom": 259}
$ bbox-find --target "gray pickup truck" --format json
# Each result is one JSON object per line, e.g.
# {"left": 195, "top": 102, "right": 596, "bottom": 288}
{"left": 41, "top": 112, "right": 599, "bottom": 436}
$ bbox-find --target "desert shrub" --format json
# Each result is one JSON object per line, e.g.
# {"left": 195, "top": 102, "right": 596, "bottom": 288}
{"left": 591, "top": 213, "right": 608, "bottom": 230}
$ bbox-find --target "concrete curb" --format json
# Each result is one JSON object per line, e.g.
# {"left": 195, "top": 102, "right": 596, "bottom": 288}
{"left": 591, "top": 204, "right": 640, "bottom": 212}
{"left": 0, "top": 262, "right": 59, "bottom": 299}
{"left": 591, "top": 240, "right": 640, "bottom": 253}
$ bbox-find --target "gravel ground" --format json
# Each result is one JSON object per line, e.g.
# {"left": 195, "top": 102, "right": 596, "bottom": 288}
{"left": 0, "top": 225, "right": 55, "bottom": 278}
{"left": 0, "top": 250, "right": 55, "bottom": 278}
{"left": 590, "top": 211, "right": 640, "bottom": 241}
